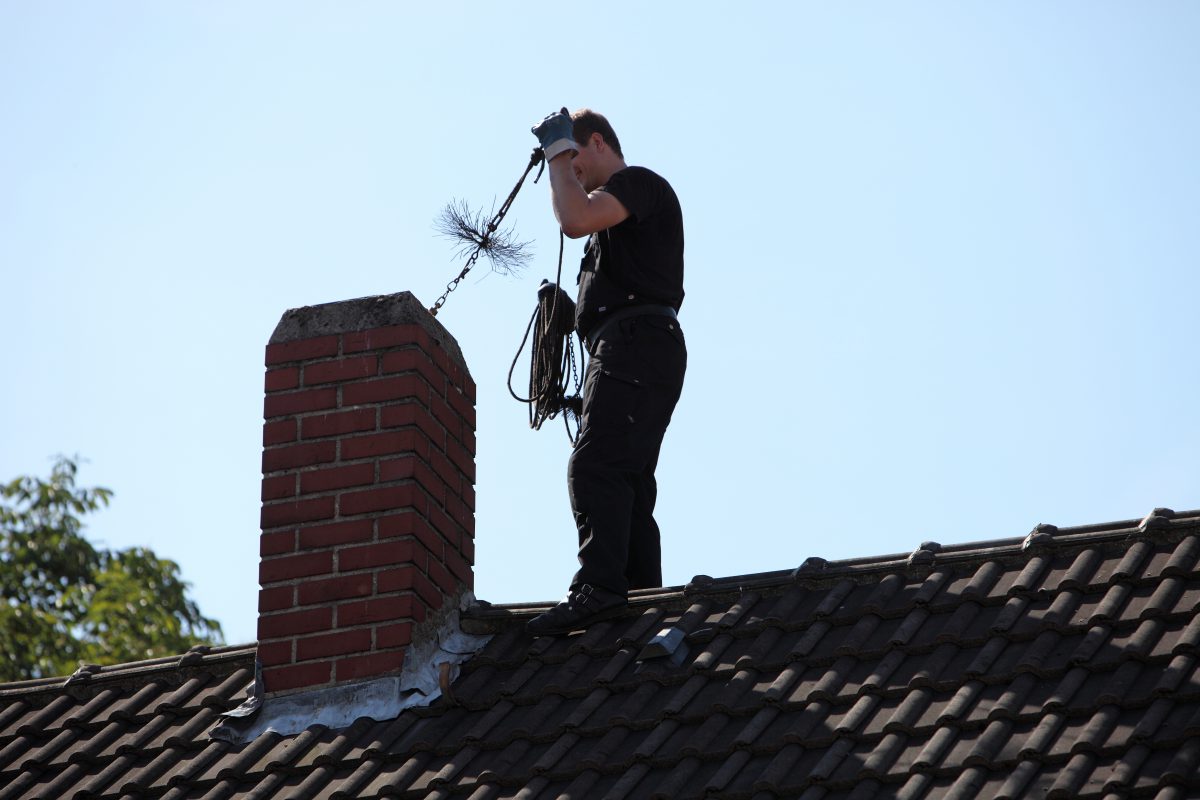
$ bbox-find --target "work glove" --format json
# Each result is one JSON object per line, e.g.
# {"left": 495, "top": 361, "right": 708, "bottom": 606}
{"left": 531, "top": 108, "right": 578, "bottom": 162}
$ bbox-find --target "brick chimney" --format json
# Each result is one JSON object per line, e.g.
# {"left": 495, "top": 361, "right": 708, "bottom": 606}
{"left": 256, "top": 292, "right": 475, "bottom": 696}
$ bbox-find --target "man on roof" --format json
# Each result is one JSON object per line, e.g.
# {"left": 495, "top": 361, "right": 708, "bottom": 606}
{"left": 526, "top": 108, "right": 687, "bottom": 636}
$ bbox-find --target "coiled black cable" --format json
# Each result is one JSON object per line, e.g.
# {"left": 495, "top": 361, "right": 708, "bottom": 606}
{"left": 508, "top": 232, "right": 584, "bottom": 443}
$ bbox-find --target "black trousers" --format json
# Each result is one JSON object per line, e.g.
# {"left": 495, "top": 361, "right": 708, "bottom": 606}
{"left": 568, "top": 313, "right": 687, "bottom": 596}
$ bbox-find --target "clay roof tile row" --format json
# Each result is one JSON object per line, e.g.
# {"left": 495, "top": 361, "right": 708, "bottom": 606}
{"left": 3, "top": 511, "right": 1200, "bottom": 798}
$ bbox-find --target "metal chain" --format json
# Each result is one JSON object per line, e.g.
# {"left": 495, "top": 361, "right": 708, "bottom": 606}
{"left": 429, "top": 148, "right": 546, "bottom": 317}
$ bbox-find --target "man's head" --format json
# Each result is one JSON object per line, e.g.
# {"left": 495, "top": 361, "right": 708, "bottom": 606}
{"left": 571, "top": 109, "right": 623, "bottom": 159}
{"left": 570, "top": 108, "right": 626, "bottom": 191}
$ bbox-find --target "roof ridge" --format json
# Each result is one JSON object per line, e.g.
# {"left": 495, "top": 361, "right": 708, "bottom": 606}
{"left": 0, "top": 644, "right": 257, "bottom": 698}
{"left": 463, "top": 508, "right": 1200, "bottom": 631}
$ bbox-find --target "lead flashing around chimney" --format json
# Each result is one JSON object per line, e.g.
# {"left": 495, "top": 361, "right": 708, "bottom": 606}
{"left": 270, "top": 291, "right": 469, "bottom": 375}
{"left": 214, "top": 594, "right": 491, "bottom": 744}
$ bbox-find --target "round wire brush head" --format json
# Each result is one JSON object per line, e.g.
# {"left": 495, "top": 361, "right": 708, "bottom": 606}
{"left": 435, "top": 198, "right": 533, "bottom": 277}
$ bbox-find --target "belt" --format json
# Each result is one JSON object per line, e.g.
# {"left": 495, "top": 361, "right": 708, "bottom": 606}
{"left": 584, "top": 304, "right": 678, "bottom": 354}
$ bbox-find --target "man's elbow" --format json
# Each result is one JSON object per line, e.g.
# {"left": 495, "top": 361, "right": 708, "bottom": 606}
{"left": 560, "top": 222, "right": 591, "bottom": 239}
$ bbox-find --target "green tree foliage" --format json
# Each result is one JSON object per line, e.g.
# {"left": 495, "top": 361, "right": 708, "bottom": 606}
{"left": 0, "top": 457, "right": 223, "bottom": 681}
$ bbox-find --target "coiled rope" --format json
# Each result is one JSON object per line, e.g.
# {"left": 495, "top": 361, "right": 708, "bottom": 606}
{"left": 508, "top": 232, "right": 584, "bottom": 444}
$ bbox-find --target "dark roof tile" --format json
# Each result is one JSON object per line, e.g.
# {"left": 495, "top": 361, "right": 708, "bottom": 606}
{"left": 291, "top": 718, "right": 371, "bottom": 770}
{"left": 8, "top": 514, "right": 1200, "bottom": 799}
{"left": 1162, "top": 534, "right": 1200, "bottom": 576}
{"left": 656, "top": 755, "right": 724, "bottom": 800}
{"left": 454, "top": 664, "right": 500, "bottom": 706}
{"left": 361, "top": 749, "right": 433, "bottom": 796}
{"left": 34, "top": 761, "right": 92, "bottom": 800}
{"left": 316, "top": 759, "right": 377, "bottom": 800}
{"left": 1126, "top": 747, "right": 1179, "bottom": 792}
{"left": 470, "top": 737, "right": 533, "bottom": 784}
{"left": 0, "top": 700, "right": 29, "bottom": 737}
{"left": 892, "top": 641, "right": 952, "bottom": 689}
{"left": 1052, "top": 547, "right": 1106, "bottom": 591}
{"left": 600, "top": 760, "right": 649, "bottom": 800}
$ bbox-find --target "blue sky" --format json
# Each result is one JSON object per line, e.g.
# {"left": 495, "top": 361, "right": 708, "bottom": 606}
{"left": 3, "top": 2, "right": 1198, "bottom": 645}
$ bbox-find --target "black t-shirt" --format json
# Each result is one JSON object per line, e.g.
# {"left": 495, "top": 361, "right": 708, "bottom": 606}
{"left": 575, "top": 166, "right": 684, "bottom": 338}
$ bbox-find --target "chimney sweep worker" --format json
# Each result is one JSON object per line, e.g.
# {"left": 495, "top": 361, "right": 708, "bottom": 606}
{"left": 526, "top": 108, "right": 687, "bottom": 636}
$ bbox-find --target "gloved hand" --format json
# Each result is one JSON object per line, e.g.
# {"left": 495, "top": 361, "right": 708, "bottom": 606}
{"left": 531, "top": 107, "right": 578, "bottom": 162}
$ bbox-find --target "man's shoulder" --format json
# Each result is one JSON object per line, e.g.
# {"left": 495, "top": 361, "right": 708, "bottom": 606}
{"left": 609, "top": 165, "right": 671, "bottom": 187}
{"left": 602, "top": 166, "right": 679, "bottom": 214}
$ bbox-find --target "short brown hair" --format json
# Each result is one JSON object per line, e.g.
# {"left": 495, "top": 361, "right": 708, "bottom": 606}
{"left": 571, "top": 108, "right": 623, "bottom": 159}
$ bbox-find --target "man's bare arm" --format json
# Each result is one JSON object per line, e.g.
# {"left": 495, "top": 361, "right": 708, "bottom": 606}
{"left": 548, "top": 155, "right": 630, "bottom": 239}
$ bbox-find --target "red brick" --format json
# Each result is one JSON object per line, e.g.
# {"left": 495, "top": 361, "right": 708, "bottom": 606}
{"left": 376, "top": 622, "right": 412, "bottom": 649}
{"left": 256, "top": 639, "right": 293, "bottom": 667}
{"left": 339, "top": 484, "right": 422, "bottom": 517}
{"left": 446, "top": 494, "right": 473, "bottom": 532}
{"left": 263, "top": 419, "right": 297, "bottom": 446}
{"left": 342, "top": 375, "right": 431, "bottom": 407}
{"left": 338, "top": 595, "right": 414, "bottom": 626}
{"left": 380, "top": 513, "right": 447, "bottom": 561}
{"left": 380, "top": 403, "right": 446, "bottom": 449}
{"left": 261, "top": 496, "right": 336, "bottom": 529}
{"left": 265, "top": 367, "right": 300, "bottom": 392}
{"left": 297, "top": 573, "right": 374, "bottom": 605}
{"left": 461, "top": 482, "right": 475, "bottom": 512}
{"left": 428, "top": 393, "right": 462, "bottom": 439}
{"left": 429, "top": 344, "right": 450, "bottom": 374}
{"left": 447, "top": 386, "right": 477, "bottom": 430}
{"left": 301, "top": 408, "right": 377, "bottom": 440}
{"left": 381, "top": 458, "right": 447, "bottom": 505}
{"left": 427, "top": 503, "right": 466, "bottom": 545}
{"left": 258, "top": 606, "right": 333, "bottom": 639}
{"left": 258, "top": 585, "right": 295, "bottom": 613}
{"left": 334, "top": 651, "right": 404, "bottom": 683}
{"left": 403, "top": 566, "right": 441, "bottom": 609}
{"left": 454, "top": 424, "right": 476, "bottom": 459}
{"left": 342, "top": 324, "right": 426, "bottom": 353}
{"left": 378, "top": 566, "right": 414, "bottom": 593}
{"left": 263, "top": 661, "right": 331, "bottom": 693}
{"left": 446, "top": 437, "right": 476, "bottom": 484}
{"left": 414, "top": 569, "right": 445, "bottom": 609}
{"left": 377, "top": 512, "right": 417, "bottom": 539}
{"left": 264, "top": 387, "right": 338, "bottom": 419}
{"left": 296, "top": 628, "right": 372, "bottom": 661}
{"left": 459, "top": 533, "right": 475, "bottom": 566}
{"left": 260, "top": 550, "right": 333, "bottom": 584}
{"left": 441, "top": 350, "right": 468, "bottom": 388}
{"left": 380, "top": 349, "right": 447, "bottom": 394}
{"left": 259, "top": 530, "right": 295, "bottom": 557}
{"left": 266, "top": 335, "right": 340, "bottom": 366}
{"left": 445, "top": 546, "right": 472, "bottom": 585}
{"left": 429, "top": 449, "right": 463, "bottom": 495}
{"left": 262, "top": 441, "right": 337, "bottom": 473}
{"left": 262, "top": 474, "right": 296, "bottom": 501}
{"left": 339, "top": 430, "right": 419, "bottom": 461}
{"left": 304, "top": 355, "right": 378, "bottom": 386}
{"left": 428, "top": 559, "right": 457, "bottom": 598}
{"left": 339, "top": 539, "right": 417, "bottom": 573}
{"left": 298, "top": 519, "right": 374, "bottom": 549}
{"left": 300, "top": 462, "right": 375, "bottom": 495}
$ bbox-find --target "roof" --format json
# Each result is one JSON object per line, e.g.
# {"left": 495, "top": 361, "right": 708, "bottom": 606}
{"left": 3, "top": 508, "right": 1200, "bottom": 799}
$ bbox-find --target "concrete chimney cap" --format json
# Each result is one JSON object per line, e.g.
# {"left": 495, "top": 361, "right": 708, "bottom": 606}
{"left": 269, "top": 291, "right": 468, "bottom": 373}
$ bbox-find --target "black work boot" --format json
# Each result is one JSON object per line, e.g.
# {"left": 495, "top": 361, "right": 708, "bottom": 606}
{"left": 526, "top": 584, "right": 627, "bottom": 636}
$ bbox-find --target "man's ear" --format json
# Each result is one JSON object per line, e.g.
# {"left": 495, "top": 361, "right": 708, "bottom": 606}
{"left": 589, "top": 132, "right": 606, "bottom": 152}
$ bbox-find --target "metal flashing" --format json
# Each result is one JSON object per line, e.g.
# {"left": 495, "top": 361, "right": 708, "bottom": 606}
{"left": 210, "top": 604, "right": 490, "bottom": 744}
